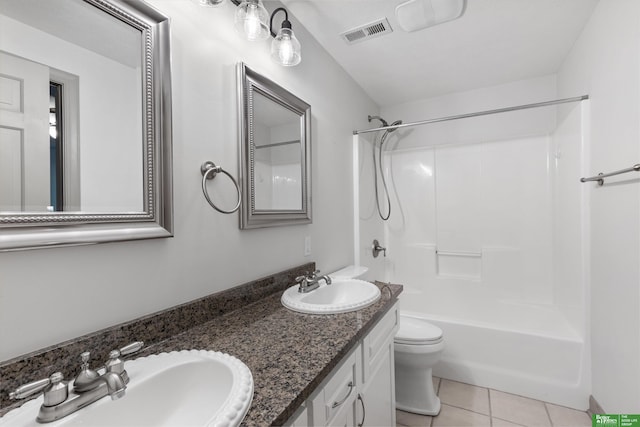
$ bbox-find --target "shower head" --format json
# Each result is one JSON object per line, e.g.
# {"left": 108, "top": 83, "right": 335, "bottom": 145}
{"left": 368, "top": 115, "right": 403, "bottom": 133}
{"left": 387, "top": 120, "right": 403, "bottom": 132}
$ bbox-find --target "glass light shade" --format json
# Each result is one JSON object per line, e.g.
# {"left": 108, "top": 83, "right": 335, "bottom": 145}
{"left": 234, "top": 0, "right": 269, "bottom": 41}
{"left": 270, "top": 28, "right": 301, "bottom": 66}
{"left": 194, "top": 0, "right": 225, "bottom": 7}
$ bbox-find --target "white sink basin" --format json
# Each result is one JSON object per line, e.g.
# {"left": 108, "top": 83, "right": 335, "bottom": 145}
{"left": 282, "top": 278, "right": 381, "bottom": 314}
{"left": 0, "top": 350, "right": 253, "bottom": 427}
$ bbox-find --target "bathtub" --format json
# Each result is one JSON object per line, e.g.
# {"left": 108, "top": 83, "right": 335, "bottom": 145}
{"left": 400, "top": 302, "right": 590, "bottom": 410}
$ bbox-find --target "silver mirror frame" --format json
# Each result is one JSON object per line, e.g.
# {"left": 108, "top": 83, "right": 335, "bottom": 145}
{"left": 0, "top": 0, "right": 173, "bottom": 251}
{"left": 237, "top": 63, "right": 311, "bottom": 229}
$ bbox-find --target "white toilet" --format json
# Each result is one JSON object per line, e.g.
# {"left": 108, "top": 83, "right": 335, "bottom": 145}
{"left": 394, "top": 315, "right": 445, "bottom": 415}
{"left": 327, "top": 266, "right": 445, "bottom": 415}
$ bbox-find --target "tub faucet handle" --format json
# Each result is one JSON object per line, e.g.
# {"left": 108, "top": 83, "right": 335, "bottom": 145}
{"left": 372, "top": 239, "right": 386, "bottom": 258}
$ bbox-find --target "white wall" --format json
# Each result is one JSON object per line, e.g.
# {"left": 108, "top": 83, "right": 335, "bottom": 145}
{"left": 360, "top": 75, "right": 559, "bottom": 285}
{"left": 0, "top": 0, "right": 377, "bottom": 362}
{"left": 357, "top": 132, "right": 386, "bottom": 280}
{"left": 552, "top": 104, "right": 589, "bottom": 338}
{"left": 381, "top": 75, "right": 558, "bottom": 149}
{"left": 557, "top": 0, "right": 640, "bottom": 413}
{"left": 357, "top": 76, "right": 557, "bottom": 283}
{"left": 376, "top": 130, "right": 570, "bottom": 318}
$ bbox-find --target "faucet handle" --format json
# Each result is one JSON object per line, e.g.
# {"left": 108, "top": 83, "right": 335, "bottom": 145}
{"left": 43, "top": 372, "right": 68, "bottom": 407}
{"left": 119, "top": 341, "right": 144, "bottom": 356}
{"left": 9, "top": 377, "right": 51, "bottom": 400}
{"left": 9, "top": 372, "right": 67, "bottom": 405}
{"left": 295, "top": 275, "right": 307, "bottom": 283}
{"left": 372, "top": 239, "right": 387, "bottom": 258}
{"left": 105, "top": 350, "right": 128, "bottom": 385}
{"left": 105, "top": 341, "right": 143, "bottom": 384}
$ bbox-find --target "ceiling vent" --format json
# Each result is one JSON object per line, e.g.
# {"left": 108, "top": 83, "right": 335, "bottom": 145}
{"left": 341, "top": 18, "right": 393, "bottom": 45}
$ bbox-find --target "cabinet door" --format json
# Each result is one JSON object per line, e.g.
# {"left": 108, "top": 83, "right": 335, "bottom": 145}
{"left": 361, "top": 302, "right": 398, "bottom": 384}
{"left": 358, "top": 338, "right": 395, "bottom": 427}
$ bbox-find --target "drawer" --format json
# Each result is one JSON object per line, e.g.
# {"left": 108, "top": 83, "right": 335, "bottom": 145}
{"left": 322, "top": 348, "right": 358, "bottom": 423}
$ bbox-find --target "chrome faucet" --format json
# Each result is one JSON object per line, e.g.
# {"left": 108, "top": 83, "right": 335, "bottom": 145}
{"left": 295, "top": 269, "right": 332, "bottom": 293}
{"left": 8, "top": 341, "right": 143, "bottom": 423}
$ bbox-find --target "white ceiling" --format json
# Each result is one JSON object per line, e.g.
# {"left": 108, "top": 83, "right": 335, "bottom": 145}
{"left": 280, "top": 0, "right": 599, "bottom": 107}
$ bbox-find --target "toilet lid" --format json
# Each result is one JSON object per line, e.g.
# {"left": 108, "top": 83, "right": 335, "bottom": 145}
{"left": 395, "top": 316, "right": 443, "bottom": 344}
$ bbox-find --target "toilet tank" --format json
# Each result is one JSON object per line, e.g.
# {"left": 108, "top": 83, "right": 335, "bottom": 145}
{"left": 328, "top": 265, "right": 369, "bottom": 280}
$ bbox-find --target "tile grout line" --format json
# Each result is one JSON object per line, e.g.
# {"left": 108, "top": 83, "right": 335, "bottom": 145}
{"left": 438, "top": 401, "right": 493, "bottom": 418}
{"left": 488, "top": 387, "right": 493, "bottom": 427}
{"left": 544, "top": 402, "right": 554, "bottom": 426}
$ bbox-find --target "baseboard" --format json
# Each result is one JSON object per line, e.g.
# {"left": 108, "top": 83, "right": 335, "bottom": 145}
{"left": 589, "top": 395, "right": 605, "bottom": 416}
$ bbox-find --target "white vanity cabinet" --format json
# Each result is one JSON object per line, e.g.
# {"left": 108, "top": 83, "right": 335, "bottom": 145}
{"left": 357, "top": 301, "right": 399, "bottom": 427}
{"left": 286, "top": 302, "right": 399, "bottom": 426}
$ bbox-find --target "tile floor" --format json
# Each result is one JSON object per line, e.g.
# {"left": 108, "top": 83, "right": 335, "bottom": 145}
{"left": 396, "top": 378, "right": 592, "bottom": 427}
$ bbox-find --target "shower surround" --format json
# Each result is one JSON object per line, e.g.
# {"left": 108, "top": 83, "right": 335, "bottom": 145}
{"left": 355, "top": 89, "right": 590, "bottom": 409}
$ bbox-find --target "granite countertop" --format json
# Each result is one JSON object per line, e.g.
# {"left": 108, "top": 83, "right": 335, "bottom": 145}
{"left": 0, "top": 263, "right": 401, "bottom": 426}
{"left": 138, "top": 282, "right": 402, "bottom": 426}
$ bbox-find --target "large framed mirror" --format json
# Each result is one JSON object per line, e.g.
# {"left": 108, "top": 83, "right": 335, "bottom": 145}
{"left": 237, "top": 63, "right": 311, "bottom": 229}
{"left": 0, "top": 0, "right": 173, "bottom": 250}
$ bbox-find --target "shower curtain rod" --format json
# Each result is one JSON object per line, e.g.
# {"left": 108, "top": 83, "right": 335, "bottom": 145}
{"left": 353, "top": 95, "right": 589, "bottom": 135}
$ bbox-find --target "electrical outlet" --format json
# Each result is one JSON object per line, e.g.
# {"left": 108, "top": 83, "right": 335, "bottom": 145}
{"left": 304, "top": 236, "right": 311, "bottom": 256}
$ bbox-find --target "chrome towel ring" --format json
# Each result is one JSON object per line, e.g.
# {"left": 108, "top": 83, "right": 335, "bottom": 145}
{"left": 200, "top": 161, "right": 241, "bottom": 214}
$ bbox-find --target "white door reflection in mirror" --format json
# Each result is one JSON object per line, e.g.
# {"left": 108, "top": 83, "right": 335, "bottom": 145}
{"left": 0, "top": 0, "right": 143, "bottom": 213}
{"left": 252, "top": 91, "right": 302, "bottom": 211}
{"left": 0, "top": 52, "right": 49, "bottom": 212}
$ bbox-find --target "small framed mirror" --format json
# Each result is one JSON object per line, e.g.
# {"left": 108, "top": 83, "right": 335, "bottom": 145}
{"left": 0, "top": 0, "right": 173, "bottom": 250}
{"left": 237, "top": 63, "right": 311, "bottom": 229}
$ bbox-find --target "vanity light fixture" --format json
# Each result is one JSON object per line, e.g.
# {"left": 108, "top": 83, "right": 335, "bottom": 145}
{"left": 234, "top": 0, "right": 270, "bottom": 41}
{"left": 193, "top": 0, "right": 302, "bottom": 66}
{"left": 195, "top": 0, "right": 225, "bottom": 7}
{"left": 269, "top": 7, "right": 301, "bottom": 66}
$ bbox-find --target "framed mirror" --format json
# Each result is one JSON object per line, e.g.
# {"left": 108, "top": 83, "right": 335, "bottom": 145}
{"left": 0, "top": 0, "right": 173, "bottom": 250}
{"left": 237, "top": 63, "right": 311, "bottom": 229}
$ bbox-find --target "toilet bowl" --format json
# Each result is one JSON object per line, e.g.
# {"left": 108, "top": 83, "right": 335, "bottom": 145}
{"left": 394, "top": 315, "right": 444, "bottom": 415}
